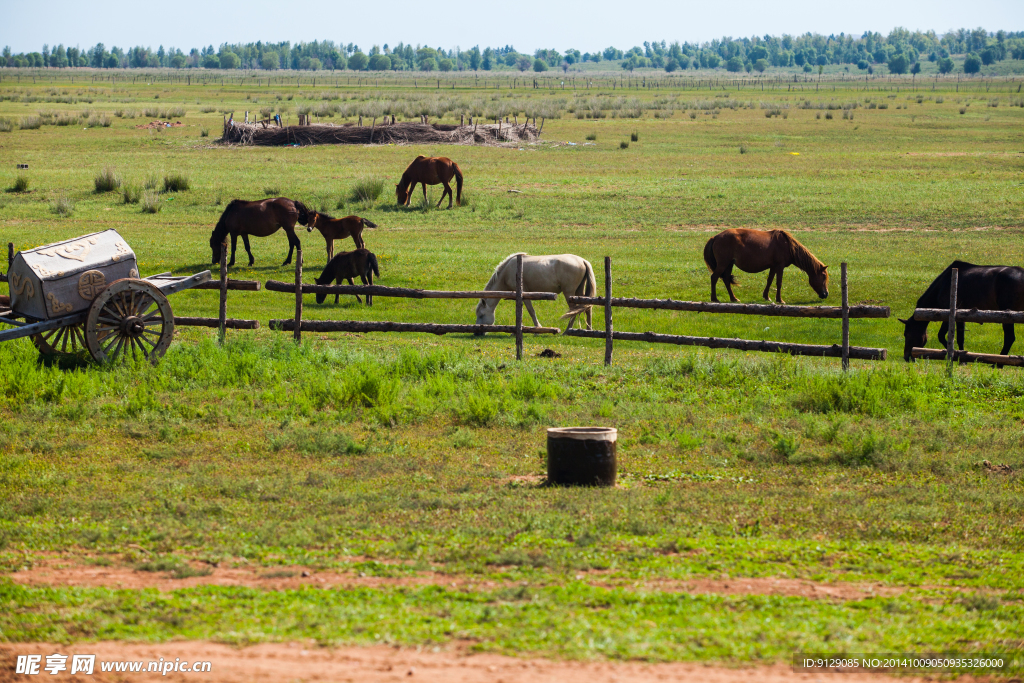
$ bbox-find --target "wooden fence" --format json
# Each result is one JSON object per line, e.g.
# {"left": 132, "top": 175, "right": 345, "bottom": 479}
{"left": 564, "top": 259, "right": 889, "bottom": 368}
{"left": 910, "top": 267, "right": 1024, "bottom": 367}
{"left": 266, "top": 250, "right": 558, "bottom": 359}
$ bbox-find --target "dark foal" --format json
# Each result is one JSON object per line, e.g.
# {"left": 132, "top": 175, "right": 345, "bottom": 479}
{"left": 314, "top": 249, "right": 381, "bottom": 306}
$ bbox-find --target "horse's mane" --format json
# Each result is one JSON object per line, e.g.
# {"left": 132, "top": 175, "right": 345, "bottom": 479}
{"left": 485, "top": 252, "right": 528, "bottom": 290}
{"left": 398, "top": 156, "right": 430, "bottom": 189}
{"left": 313, "top": 211, "right": 336, "bottom": 221}
{"left": 211, "top": 199, "right": 247, "bottom": 242}
{"left": 776, "top": 230, "right": 826, "bottom": 278}
{"left": 916, "top": 260, "right": 978, "bottom": 308}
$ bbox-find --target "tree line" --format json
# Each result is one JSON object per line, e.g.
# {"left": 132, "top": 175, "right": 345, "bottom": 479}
{"left": 3, "top": 28, "right": 1023, "bottom": 75}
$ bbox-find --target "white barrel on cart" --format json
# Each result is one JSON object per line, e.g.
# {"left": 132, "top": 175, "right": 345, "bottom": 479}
{"left": 7, "top": 229, "right": 139, "bottom": 320}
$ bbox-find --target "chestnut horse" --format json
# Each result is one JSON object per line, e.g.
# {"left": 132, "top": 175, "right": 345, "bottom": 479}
{"left": 899, "top": 261, "right": 1024, "bottom": 364}
{"left": 395, "top": 155, "right": 463, "bottom": 208}
{"left": 305, "top": 212, "right": 377, "bottom": 260}
{"left": 210, "top": 198, "right": 310, "bottom": 267}
{"left": 703, "top": 228, "right": 829, "bottom": 304}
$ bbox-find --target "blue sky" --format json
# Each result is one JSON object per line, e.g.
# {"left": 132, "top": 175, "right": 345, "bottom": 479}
{"left": 3, "top": 0, "right": 1021, "bottom": 54}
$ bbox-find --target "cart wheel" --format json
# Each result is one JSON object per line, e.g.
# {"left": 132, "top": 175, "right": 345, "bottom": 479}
{"left": 85, "top": 279, "right": 175, "bottom": 363}
{"left": 31, "top": 323, "right": 88, "bottom": 358}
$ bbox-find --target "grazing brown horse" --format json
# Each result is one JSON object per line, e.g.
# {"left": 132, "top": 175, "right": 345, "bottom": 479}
{"left": 703, "top": 228, "right": 829, "bottom": 304}
{"left": 395, "top": 155, "right": 464, "bottom": 208}
{"left": 210, "top": 198, "right": 310, "bottom": 267}
{"left": 314, "top": 249, "right": 380, "bottom": 306}
{"left": 305, "top": 212, "right": 377, "bottom": 260}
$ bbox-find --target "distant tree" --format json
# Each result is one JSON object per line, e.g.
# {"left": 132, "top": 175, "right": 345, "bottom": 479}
{"left": 937, "top": 57, "right": 954, "bottom": 73}
{"left": 857, "top": 59, "right": 869, "bottom": 70}
{"left": 468, "top": 46, "right": 481, "bottom": 70}
{"left": 705, "top": 54, "right": 720, "bottom": 69}
{"left": 219, "top": 52, "right": 239, "bottom": 69}
{"left": 170, "top": 54, "right": 187, "bottom": 69}
{"left": 348, "top": 51, "right": 369, "bottom": 70}
{"left": 980, "top": 47, "right": 997, "bottom": 65}
{"left": 911, "top": 61, "right": 921, "bottom": 75}
{"left": 753, "top": 58, "right": 768, "bottom": 73}
{"left": 515, "top": 55, "right": 532, "bottom": 71}
{"left": 665, "top": 58, "right": 680, "bottom": 72}
{"left": 803, "top": 63, "right": 812, "bottom": 73}
{"left": 260, "top": 51, "right": 279, "bottom": 70}
{"left": 887, "top": 53, "right": 909, "bottom": 74}
{"left": 725, "top": 56, "right": 743, "bottom": 72}
{"left": 533, "top": 58, "right": 548, "bottom": 72}
{"left": 418, "top": 56, "right": 436, "bottom": 71}
{"left": 438, "top": 57, "right": 454, "bottom": 71}
{"left": 368, "top": 53, "right": 391, "bottom": 71}
{"left": 963, "top": 53, "right": 981, "bottom": 73}
{"left": 748, "top": 45, "right": 768, "bottom": 61}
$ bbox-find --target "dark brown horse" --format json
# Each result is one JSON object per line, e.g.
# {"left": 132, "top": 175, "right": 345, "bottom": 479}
{"left": 703, "top": 228, "right": 829, "bottom": 304}
{"left": 314, "top": 249, "right": 380, "bottom": 305}
{"left": 209, "top": 198, "right": 310, "bottom": 267}
{"left": 305, "top": 212, "right": 377, "bottom": 260}
{"left": 395, "top": 155, "right": 464, "bottom": 208}
{"left": 899, "top": 261, "right": 1024, "bottom": 364}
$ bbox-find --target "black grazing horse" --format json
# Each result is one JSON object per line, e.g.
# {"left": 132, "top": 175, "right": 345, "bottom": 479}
{"left": 314, "top": 249, "right": 380, "bottom": 306}
{"left": 209, "top": 198, "right": 310, "bottom": 267}
{"left": 899, "top": 261, "right": 1024, "bottom": 362}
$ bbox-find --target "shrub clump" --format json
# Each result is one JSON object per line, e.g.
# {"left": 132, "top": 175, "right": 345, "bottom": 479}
{"left": 93, "top": 167, "right": 121, "bottom": 193}
{"left": 141, "top": 191, "right": 161, "bottom": 213}
{"left": 349, "top": 177, "right": 385, "bottom": 204}
{"left": 121, "top": 184, "right": 142, "bottom": 204}
{"left": 10, "top": 175, "right": 29, "bottom": 193}
{"left": 50, "top": 192, "right": 74, "bottom": 217}
{"left": 163, "top": 173, "right": 190, "bottom": 192}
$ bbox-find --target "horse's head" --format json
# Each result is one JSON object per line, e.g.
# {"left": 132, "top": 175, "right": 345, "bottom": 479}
{"left": 314, "top": 272, "right": 329, "bottom": 305}
{"left": 395, "top": 183, "right": 408, "bottom": 205}
{"left": 306, "top": 212, "right": 319, "bottom": 233}
{"left": 809, "top": 265, "right": 829, "bottom": 299}
{"left": 899, "top": 317, "right": 928, "bottom": 362}
{"left": 474, "top": 298, "right": 494, "bottom": 335}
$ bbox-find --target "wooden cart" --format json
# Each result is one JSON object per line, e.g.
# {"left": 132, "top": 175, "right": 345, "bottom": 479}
{"left": 0, "top": 230, "right": 210, "bottom": 363}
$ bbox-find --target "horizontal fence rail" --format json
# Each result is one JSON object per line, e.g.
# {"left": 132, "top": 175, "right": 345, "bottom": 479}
{"left": 264, "top": 280, "right": 558, "bottom": 301}
{"left": 911, "top": 347, "right": 1024, "bottom": 367}
{"left": 269, "top": 320, "right": 560, "bottom": 335}
{"left": 912, "top": 308, "right": 1024, "bottom": 324}
{"left": 566, "top": 296, "right": 890, "bottom": 319}
{"left": 174, "top": 317, "right": 260, "bottom": 330}
{"left": 565, "top": 329, "right": 887, "bottom": 360}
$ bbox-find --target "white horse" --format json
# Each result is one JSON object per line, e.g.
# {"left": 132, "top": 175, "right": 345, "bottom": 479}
{"left": 474, "top": 253, "right": 596, "bottom": 333}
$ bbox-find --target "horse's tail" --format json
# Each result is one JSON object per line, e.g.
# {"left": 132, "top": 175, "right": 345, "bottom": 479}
{"left": 362, "top": 218, "right": 378, "bottom": 229}
{"left": 559, "top": 259, "right": 596, "bottom": 330}
{"left": 292, "top": 200, "right": 311, "bottom": 226}
{"left": 368, "top": 251, "right": 380, "bottom": 279}
{"left": 453, "top": 162, "right": 464, "bottom": 206}
{"left": 703, "top": 235, "right": 737, "bottom": 286}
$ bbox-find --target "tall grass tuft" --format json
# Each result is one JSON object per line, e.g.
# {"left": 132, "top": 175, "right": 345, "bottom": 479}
{"left": 630, "top": 130, "right": 639, "bottom": 142}
{"left": 163, "top": 173, "right": 190, "bottom": 192}
{"left": 50, "top": 192, "right": 74, "bottom": 217}
{"left": 121, "top": 184, "right": 142, "bottom": 204}
{"left": 19, "top": 116, "right": 42, "bottom": 130}
{"left": 93, "top": 167, "right": 121, "bottom": 193}
{"left": 0, "top": 118, "right": 13, "bottom": 133}
{"left": 144, "top": 174, "right": 159, "bottom": 190}
{"left": 141, "top": 191, "right": 161, "bottom": 213}
{"left": 349, "top": 177, "right": 386, "bottom": 204}
{"left": 585, "top": 132, "right": 597, "bottom": 141}
{"left": 620, "top": 141, "right": 629, "bottom": 149}
{"left": 200, "top": 127, "right": 209, "bottom": 137}
{"left": 10, "top": 175, "right": 29, "bottom": 192}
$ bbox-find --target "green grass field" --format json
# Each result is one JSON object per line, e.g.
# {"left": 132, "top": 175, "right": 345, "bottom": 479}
{"left": 1, "top": 70, "right": 1023, "bottom": 675}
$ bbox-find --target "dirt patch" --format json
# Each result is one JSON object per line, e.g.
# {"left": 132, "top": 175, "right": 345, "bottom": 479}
{"left": 10, "top": 559, "right": 922, "bottom": 600}
{"left": 0, "top": 641, "right": 944, "bottom": 683}
{"left": 135, "top": 120, "right": 184, "bottom": 129}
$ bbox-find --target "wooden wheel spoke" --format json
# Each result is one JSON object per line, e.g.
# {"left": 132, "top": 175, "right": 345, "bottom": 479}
{"left": 110, "top": 295, "right": 129, "bottom": 319}
{"left": 87, "top": 280, "right": 172, "bottom": 364}
{"left": 98, "top": 314, "right": 122, "bottom": 326}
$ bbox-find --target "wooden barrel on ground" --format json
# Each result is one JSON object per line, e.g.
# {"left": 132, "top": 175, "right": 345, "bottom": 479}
{"left": 546, "top": 427, "right": 617, "bottom": 486}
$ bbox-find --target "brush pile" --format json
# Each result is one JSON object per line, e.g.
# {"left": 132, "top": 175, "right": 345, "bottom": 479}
{"left": 220, "top": 120, "right": 541, "bottom": 147}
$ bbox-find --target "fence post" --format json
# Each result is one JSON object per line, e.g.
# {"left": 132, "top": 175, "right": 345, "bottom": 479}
{"left": 515, "top": 254, "right": 524, "bottom": 360}
{"left": 948, "top": 267, "right": 958, "bottom": 370}
{"left": 294, "top": 247, "right": 303, "bottom": 344}
{"left": 6, "top": 242, "right": 12, "bottom": 271}
{"left": 604, "top": 257, "right": 613, "bottom": 366}
{"left": 841, "top": 262, "right": 849, "bottom": 371}
{"left": 218, "top": 241, "right": 228, "bottom": 343}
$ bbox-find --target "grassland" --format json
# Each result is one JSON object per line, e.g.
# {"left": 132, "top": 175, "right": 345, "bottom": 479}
{"left": 1, "top": 69, "right": 1023, "bottom": 675}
